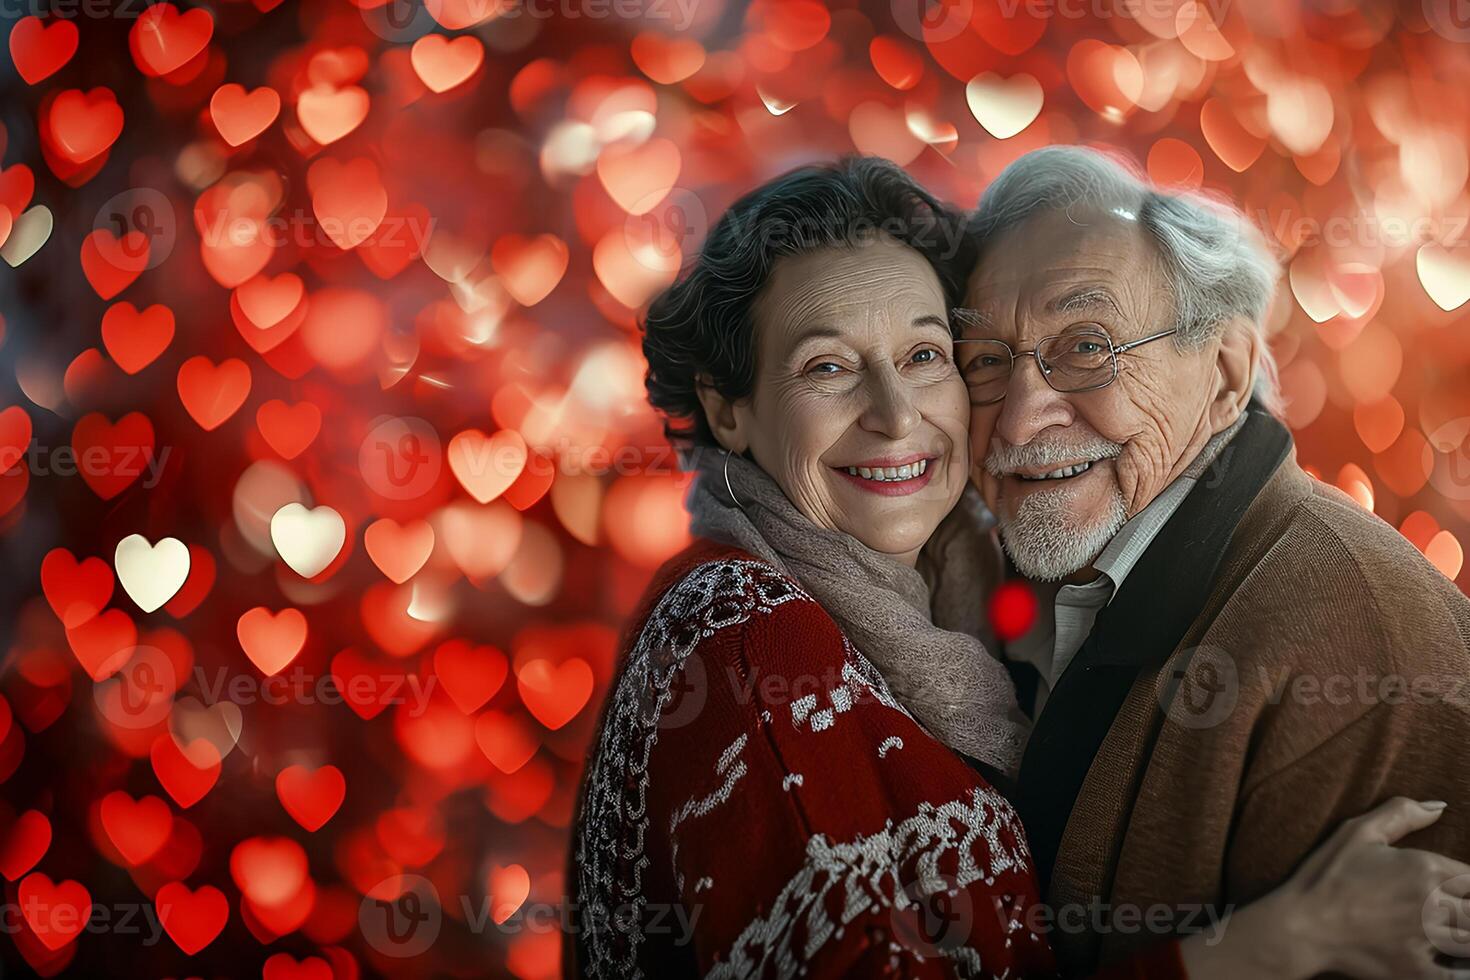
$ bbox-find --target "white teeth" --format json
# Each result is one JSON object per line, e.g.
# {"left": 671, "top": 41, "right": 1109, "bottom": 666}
{"left": 844, "top": 459, "right": 930, "bottom": 482}
{"left": 1019, "top": 460, "right": 1093, "bottom": 481}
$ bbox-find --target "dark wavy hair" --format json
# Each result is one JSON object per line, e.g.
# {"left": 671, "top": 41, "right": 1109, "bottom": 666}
{"left": 642, "top": 156, "right": 975, "bottom": 452}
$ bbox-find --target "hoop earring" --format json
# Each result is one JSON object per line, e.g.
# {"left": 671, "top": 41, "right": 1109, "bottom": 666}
{"left": 722, "top": 448, "right": 746, "bottom": 509}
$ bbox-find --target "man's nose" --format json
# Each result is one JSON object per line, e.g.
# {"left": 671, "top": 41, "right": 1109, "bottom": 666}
{"left": 858, "top": 365, "right": 921, "bottom": 440}
{"left": 993, "top": 353, "right": 1074, "bottom": 447}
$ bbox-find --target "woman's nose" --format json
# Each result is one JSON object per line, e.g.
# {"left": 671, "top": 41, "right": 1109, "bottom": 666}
{"left": 857, "top": 365, "right": 921, "bottom": 439}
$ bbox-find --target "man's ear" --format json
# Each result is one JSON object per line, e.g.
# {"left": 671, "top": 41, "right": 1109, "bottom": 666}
{"left": 1209, "top": 319, "right": 1258, "bottom": 433}
{"left": 694, "top": 376, "right": 749, "bottom": 454}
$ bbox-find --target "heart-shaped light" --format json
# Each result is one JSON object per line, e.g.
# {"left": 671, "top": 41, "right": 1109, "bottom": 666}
{"left": 230, "top": 836, "right": 308, "bottom": 909}
{"left": 847, "top": 101, "right": 924, "bottom": 165}
{"left": 66, "top": 608, "right": 137, "bottom": 681}
{"left": 169, "top": 695, "right": 243, "bottom": 764}
{"left": 41, "top": 549, "right": 113, "bottom": 629}
{"left": 474, "top": 709, "right": 539, "bottom": 773}
{"left": 1066, "top": 40, "right": 1142, "bottom": 119}
{"left": 0, "top": 810, "right": 52, "bottom": 881}
{"left": 80, "top": 228, "right": 149, "bottom": 300}
{"left": 9, "top": 17, "right": 79, "bottom": 85}
{"left": 0, "top": 205, "right": 51, "bottom": 268}
{"left": 1198, "top": 97, "right": 1267, "bottom": 172}
{"left": 71, "top": 411, "right": 155, "bottom": 500}
{"left": 177, "top": 356, "right": 251, "bottom": 431}
{"left": 114, "top": 533, "right": 190, "bottom": 613}
{"left": 236, "top": 607, "right": 308, "bottom": 676}
{"left": 128, "top": 3, "right": 213, "bottom": 77}
{"left": 596, "top": 138, "right": 680, "bottom": 214}
{"left": 296, "top": 84, "right": 369, "bottom": 146}
{"left": 155, "top": 881, "right": 228, "bottom": 954}
{"left": 1417, "top": 243, "right": 1470, "bottom": 312}
{"left": 308, "top": 157, "right": 387, "bottom": 251}
{"left": 491, "top": 234, "right": 569, "bottom": 307}
{"left": 591, "top": 227, "right": 679, "bottom": 308}
{"left": 435, "top": 639, "right": 508, "bottom": 713}
{"left": 965, "top": 72, "right": 1043, "bottom": 139}
{"left": 516, "top": 657, "right": 593, "bottom": 730}
{"left": 486, "top": 863, "right": 530, "bottom": 925}
{"left": 1265, "top": 79, "right": 1333, "bottom": 157}
{"left": 275, "top": 764, "right": 345, "bottom": 832}
{"left": 364, "top": 518, "right": 435, "bottom": 584}
{"left": 255, "top": 400, "right": 321, "bottom": 460}
{"left": 1288, "top": 250, "right": 1340, "bottom": 323}
{"left": 439, "top": 501, "right": 523, "bottom": 579}
{"left": 209, "top": 84, "right": 280, "bottom": 146}
{"left": 101, "top": 302, "right": 174, "bottom": 374}
{"left": 234, "top": 273, "right": 305, "bottom": 330}
{"left": 99, "top": 790, "right": 173, "bottom": 865}
{"left": 18, "top": 873, "right": 92, "bottom": 951}
{"left": 448, "top": 428, "right": 527, "bottom": 504}
{"left": 151, "top": 732, "right": 221, "bottom": 807}
{"left": 410, "top": 34, "right": 484, "bottom": 93}
{"left": 630, "top": 32, "right": 706, "bottom": 84}
{"left": 270, "top": 502, "right": 346, "bottom": 579}
{"left": 48, "top": 88, "right": 124, "bottom": 165}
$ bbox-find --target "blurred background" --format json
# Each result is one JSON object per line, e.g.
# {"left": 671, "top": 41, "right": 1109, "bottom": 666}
{"left": 1, "top": 0, "right": 1468, "bottom": 975}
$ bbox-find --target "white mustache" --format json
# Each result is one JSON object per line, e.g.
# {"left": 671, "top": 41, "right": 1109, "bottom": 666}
{"left": 984, "top": 435, "right": 1123, "bottom": 477}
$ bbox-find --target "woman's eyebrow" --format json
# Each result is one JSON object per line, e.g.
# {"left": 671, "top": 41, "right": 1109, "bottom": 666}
{"left": 912, "top": 313, "right": 950, "bottom": 332}
{"left": 788, "top": 324, "right": 845, "bottom": 346}
{"left": 783, "top": 324, "right": 848, "bottom": 360}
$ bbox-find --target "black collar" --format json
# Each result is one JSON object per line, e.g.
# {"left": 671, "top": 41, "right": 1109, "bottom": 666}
{"left": 1086, "top": 409, "right": 1292, "bottom": 667}
{"left": 1013, "top": 407, "right": 1293, "bottom": 894}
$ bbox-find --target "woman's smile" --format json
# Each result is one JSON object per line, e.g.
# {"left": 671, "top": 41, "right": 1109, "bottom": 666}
{"left": 831, "top": 453, "right": 940, "bottom": 496}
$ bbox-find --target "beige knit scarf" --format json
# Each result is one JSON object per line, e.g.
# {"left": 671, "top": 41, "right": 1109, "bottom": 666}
{"left": 686, "top": 449, "right": 1031, "bottom": 776}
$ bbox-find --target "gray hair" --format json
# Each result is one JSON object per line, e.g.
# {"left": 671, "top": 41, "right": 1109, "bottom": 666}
{"left": 968, "top": 145, "right": 1282, "bottom": 413}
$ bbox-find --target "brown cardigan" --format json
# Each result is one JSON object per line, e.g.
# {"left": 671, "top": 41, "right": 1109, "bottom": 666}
{"left": 1010, "top": 411, "right": 1470, "bottom": 973}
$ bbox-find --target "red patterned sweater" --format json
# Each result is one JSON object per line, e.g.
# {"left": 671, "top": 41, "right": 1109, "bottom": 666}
{"left": 569, "top": 540, "right": 1187, "bottom": 979}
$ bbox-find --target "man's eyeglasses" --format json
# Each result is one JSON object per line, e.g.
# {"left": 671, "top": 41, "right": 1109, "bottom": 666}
{"left": 952, "top": 324, "right": 1179, "bottom": 405}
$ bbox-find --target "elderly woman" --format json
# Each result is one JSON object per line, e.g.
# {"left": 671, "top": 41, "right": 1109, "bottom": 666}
{"left": 568, "top": 157, "right": 1467, "bottom": 979}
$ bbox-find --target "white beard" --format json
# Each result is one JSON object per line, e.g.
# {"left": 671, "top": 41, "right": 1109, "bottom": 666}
{"left": 996, "top": 481, "right": 1128, "bottom": 582}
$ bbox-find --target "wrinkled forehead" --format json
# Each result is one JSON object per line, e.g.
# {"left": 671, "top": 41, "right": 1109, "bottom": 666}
{"left": 963, "top": 205, "right": 1160, "bottom": 314}
{"left": 755, "top": 237, "right": 948, "bottom": 341}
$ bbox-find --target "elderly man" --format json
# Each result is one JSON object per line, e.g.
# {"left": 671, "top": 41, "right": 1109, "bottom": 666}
{"left": 958, "top": 146, "right": 1470, "bottom": 972}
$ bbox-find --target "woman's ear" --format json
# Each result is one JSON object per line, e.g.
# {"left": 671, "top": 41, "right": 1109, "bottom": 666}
{"left": 694, "top": 376, "right": 749, "bottom": 454}
{"left": 1209, "top": 319, "right": 1258, "bottom": 432}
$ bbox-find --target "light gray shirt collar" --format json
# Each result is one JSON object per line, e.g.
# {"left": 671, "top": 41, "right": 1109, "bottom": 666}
{"left": 1007, "top": 412, "right": 1249, "bottom": 715}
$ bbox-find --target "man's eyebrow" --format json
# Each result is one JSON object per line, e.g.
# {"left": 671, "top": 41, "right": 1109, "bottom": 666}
{"left": 1048, "top": 286, "right": 1123, "bottom": 318}
{"left": 950, "top": 307, "right": 992, "bottom": 332}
